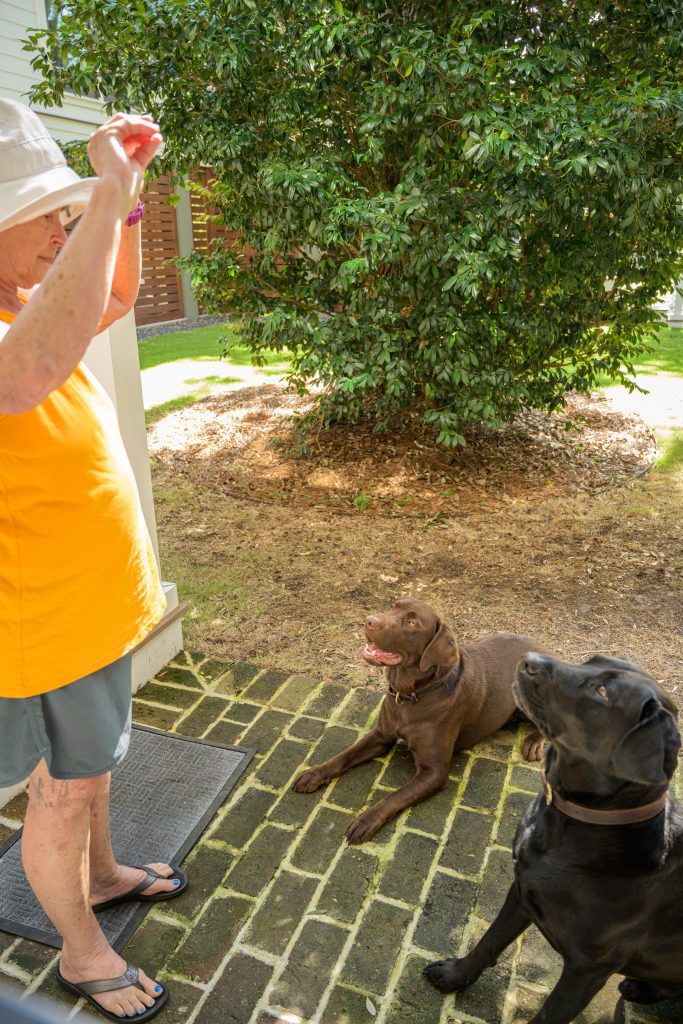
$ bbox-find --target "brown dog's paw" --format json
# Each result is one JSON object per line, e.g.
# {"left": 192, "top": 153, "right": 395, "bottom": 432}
{"left": 292, "top": 767, "right": 329, "bottom": 793}
{"left": 521, "top": 729, "right": 545, "bottom": 763}
{"left": 346, "top": 809, "right": 383, "bottom": 844}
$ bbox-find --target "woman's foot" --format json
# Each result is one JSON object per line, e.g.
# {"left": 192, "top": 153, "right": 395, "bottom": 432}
{"left": 59, "top": 945, "right": 163, "bottom": 1019}
{"left": 90, "top": 862, "right": 180, "bottom": 908}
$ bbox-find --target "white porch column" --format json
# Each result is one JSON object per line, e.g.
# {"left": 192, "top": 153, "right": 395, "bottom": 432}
{"left": 83, "top": 313, "right": 184, "bottom": 691}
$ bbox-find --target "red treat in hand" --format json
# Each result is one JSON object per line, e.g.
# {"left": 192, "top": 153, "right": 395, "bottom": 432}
{"left": 122, "top": 133, "right": 151, "bottom": 158}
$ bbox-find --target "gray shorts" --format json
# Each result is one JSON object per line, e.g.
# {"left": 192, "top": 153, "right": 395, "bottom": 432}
{"left": 0, "top": 654, "right": 132, "bottom": 787}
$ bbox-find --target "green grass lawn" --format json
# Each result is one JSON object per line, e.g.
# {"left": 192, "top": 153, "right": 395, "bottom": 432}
{"left": 138, "top": 323, "right": 291, "bottom": 372}
{"left": 591, "top": 327, "right": 683, "bottom": 387}
{"left": 630, "top": 327, "right": 683, "bottom": 377}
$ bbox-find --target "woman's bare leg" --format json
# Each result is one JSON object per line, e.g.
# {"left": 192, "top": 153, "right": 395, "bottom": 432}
{"left": 87, "top": 770, "right": 179, "bottom": 905}
{"left": 22, "top": 760, "right": 163, "bottom": 1017}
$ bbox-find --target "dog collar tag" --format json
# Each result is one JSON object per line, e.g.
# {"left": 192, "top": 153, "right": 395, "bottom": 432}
{"left": 542, "top": 773, "right": 553, "bottom": 806}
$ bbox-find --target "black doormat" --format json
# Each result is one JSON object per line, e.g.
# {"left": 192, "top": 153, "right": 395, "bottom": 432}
{"left": 0, "top": 725, "right": 254, "bottom": 951}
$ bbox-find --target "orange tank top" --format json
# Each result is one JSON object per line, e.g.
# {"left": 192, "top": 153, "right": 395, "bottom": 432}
{"left": 0, "top": 302, "right": 165, "bottom": 697}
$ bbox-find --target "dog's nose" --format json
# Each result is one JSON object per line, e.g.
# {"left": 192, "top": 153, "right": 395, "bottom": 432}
{"left": 365, "top": 615, "right": 380, "bottom": 631}
{"left": 521, "top": 652, "right": 545, "bottom": 676}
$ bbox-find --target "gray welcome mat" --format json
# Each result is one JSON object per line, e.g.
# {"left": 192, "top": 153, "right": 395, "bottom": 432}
{"left": 0, "top": 725, "right": 254, "bottom": 951}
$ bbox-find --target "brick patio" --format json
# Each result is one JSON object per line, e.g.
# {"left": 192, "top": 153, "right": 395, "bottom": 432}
{"left": 0, "top": 652, "right": 681, "bottom": 1024}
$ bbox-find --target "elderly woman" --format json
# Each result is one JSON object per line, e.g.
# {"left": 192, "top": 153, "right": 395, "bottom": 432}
{"left": 0, "top": 100, "right": 188, "bottom": 1021}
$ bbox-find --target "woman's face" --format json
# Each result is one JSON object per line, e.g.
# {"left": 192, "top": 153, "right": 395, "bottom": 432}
{"left": 0, "top": 209, "right": 69, "bottom": 289}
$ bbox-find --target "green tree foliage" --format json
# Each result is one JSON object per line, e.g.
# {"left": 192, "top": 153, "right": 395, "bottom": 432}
{"left": 28, "top": 2, "right": 683, "bottom": 444}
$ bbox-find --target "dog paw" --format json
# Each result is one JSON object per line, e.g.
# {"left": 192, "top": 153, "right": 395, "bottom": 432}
{"left": 292, "top": 767, "right": 328, "bottom": 793}
{"left": 346, "top": 809, "right": 382, "bottom": 844}
{"left": 423, "top": 958, "right": 472, "bottom": 993}
{"left": 618, "top": 979, "right": 659, "bottom": 1004}
{"left": 522, "top": 729, "right": 544, "bottom": 762}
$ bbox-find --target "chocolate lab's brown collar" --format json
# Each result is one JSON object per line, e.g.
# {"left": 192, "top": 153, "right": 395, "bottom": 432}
{"left": 542, "top": 772, "right": 668, "bottom": 825}
{"left": 388, "top": 662, "right": 462, "bottom": 706}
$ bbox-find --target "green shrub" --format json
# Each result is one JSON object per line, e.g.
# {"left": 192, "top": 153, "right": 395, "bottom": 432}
{"left": 29, "top": 1, "right": 683, "bottom": 445}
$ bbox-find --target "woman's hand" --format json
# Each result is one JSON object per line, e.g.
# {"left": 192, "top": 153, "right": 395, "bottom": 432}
{"left": 87, "top": 113, "right": 163, "bottom": 219}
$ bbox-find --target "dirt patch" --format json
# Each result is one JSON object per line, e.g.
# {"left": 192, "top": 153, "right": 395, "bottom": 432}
{"left": 150, "top": 385, "right": 682, "bottom": 713}
{"left": 148, "top": 385, "right": 655, "bottom": 517}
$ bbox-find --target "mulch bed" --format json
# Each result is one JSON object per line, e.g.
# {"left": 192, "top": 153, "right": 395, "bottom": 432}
{"left": 148, "top": 385, "right": 656, "bottom": 517}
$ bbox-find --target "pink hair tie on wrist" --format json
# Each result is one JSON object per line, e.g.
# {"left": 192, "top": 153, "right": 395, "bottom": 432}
{"left": 125, "top": 201, "right": 145, "bottom": 227}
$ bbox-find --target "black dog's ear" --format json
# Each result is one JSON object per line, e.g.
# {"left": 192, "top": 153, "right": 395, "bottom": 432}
{"left": 420, "top": 623, "right": 459, "bottom": 672}
{"left": 611, "top": 705, "right": 681, "bottom": 786}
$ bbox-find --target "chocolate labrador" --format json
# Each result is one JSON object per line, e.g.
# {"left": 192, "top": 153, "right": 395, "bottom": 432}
{"left": 292, "top": 597, "right": 546, "bottom": 843}
{"left": 424, "top": 652, "right": 683, "bottom": 1024}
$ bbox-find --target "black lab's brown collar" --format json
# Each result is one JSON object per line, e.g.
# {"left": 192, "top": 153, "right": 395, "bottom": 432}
{"left": 542, "top": 772, "right": 668, "bottom": 825}
{"left": 388, "top": 662, "right": 462, "bottom": 706}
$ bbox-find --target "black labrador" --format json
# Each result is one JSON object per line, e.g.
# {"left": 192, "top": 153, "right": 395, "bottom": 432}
{"left": 424, "top": 652, "right": 683, "bottom": 1024}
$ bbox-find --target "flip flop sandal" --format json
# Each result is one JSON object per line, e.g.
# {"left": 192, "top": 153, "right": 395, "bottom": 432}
{"left": 92, "top": 865, "right": 188, "bottom": 913}
{"left": 56, "top": 961, "right": 169, "bottom": 1022}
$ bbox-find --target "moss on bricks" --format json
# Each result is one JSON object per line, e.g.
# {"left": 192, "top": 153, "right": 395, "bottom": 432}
{"left": 287, "top": 715, "right": 326, "bottom": 741}
{"left": 135, "top": 681, "right": 199, "bottom": 709}
{"left": 440, "top": 808, "right": 494, "bottom": 876}
{"left": 510, "top": 764, "right": 543, "bottom": 793}
{"left": 496, "top": 788, "right": 534, "bottom": 848}
{"left": 461, "top": 757, "right": 508, "bottom": 810}
{"left": 341, "top": 900, "right": 413, "bottom": 996}
{"left": 155, "top": 665, "right": 203, "bottom": 689}
{"left": 378, "top": 832, "right": 439, "bottom": 905}
{"left": 156, "top": 980, "right": 204, "bottom": 1024}
{"left": 132, "top": 701, "right": 182, "bottom": 731}
{"left": 175, "top": 696, "right": 230, "bottom": 737}
{"left": 255, "top": 738, "right": 309, "bottom": 788}
{"left": 269, "top": 787, "right": 324, "bottom": 827}
{"left": 227, "top": 825, "right": 295, "bottom": 896}
{"left": 125, "top": 917, "right": 186, "bottom": 977}
{"left": 453, "top": 957, "right": 511, "bottom": 1021}
{"left": 198, "top": 657, "right": 235, "bottom": 683}
{"left": 239, "top": 710, "right": 294, "bottom": 755}
{"left": 0, "top": 823, "right": 16, "bottom": 847}
{"left": 518, "top": 924, "right": 563, "bottom": 988}
{"left": 243, "top": 870, "right": 318, "bottom": 956}
{"left": 170, "top": 843, "right": 234, "bottom": 919}
{"left": 308, "top": 726, "right": 362, "bottom": 764}
{"left": 241, "top": 669, "right": 290, "bottom": 703}
{"left": 211, "top": 787, "right": 277, "bottom": 848}
{"left": 336, "top": 689, "right": 383, "bottom": 729}
{"left": 321, "top": 985, "right": 378, "bottom": 1024}
{"left": 205, "top": 720, "right": 246, "bottom": 746}
{"left": 385, "top": 954, "right": 445, "bottom": 1024}
{"left": 304, "top": 684, "right": 349, "bottom": 719}
{"left": 198, "top": 952, "right": 273, "bottom": 1024}
{"left": 414, "top": 872, "right": 478, "bottom": 958}
{"left": 270, "top": 920, "right": 348, "bottom": 1020}
{"left": 271, "top": 674, "right": 317, "bottom": 711}
{"left": 475, "top": 848, "right": 515, "bottom": 922}
{"left": 5, "top": 939, "right": 56, "bottom": 977}
{"left": 290, "top": 807, "right": 354, "bottom": 874}
{"left": 315, "top": 847, "right": 380, "bottom": 923}
{"left": 380, "top": 743, "right": 415, "bottom": 789}
{"left": 329, "top": 760, "right": 384, "bottom": 811}
{"left": 405, "top": 777, "right": 460, "bottom": 836}
{"left": 166, "top": 893, "right": 252, "bottom": 983}
{"left": 223, "top": 701, "right": 261, "bottom": 724}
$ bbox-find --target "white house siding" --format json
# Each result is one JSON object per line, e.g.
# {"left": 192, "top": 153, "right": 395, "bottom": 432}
{"left": 0, "top": 0, "right": 106, "bottom": 140}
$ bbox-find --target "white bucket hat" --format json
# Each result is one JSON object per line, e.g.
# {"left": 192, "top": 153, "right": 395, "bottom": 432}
{"left": 0, "top": 99, "right": 97, "bottom": 232}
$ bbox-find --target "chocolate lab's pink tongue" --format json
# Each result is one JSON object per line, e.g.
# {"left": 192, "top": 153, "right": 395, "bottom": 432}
{"left": 362, "top": 643, "right": 403, "bottom": 666}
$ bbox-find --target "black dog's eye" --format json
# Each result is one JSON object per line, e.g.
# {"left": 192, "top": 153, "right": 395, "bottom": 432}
{"left": 596, "top": 685, "right": 609, "bottom": 700}
{"left": 404, "top": 616, "right": 416, "bottom": 627}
